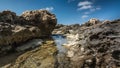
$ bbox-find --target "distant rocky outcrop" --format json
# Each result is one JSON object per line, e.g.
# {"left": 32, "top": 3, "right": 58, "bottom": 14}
{"left": 0, "top": 10, "right": 57, "bottom": 55}
{"left": 81, "top": 18, "right": 101, "bottom": 27}
{"left": 52, "top": 24, "right": 80, "bottom": 34}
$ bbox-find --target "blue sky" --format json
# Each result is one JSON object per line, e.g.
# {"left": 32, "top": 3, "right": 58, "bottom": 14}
{"left": 0, "top": 0, "right": 120, "bottom": 24}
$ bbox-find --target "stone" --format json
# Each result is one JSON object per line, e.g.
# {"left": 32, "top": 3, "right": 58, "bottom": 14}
{"left": 0, "top": 10, "right": 57, "bottom": 55}
{"left": 21, "top": 10, "right": 57, "bottom": 35}
{"left": 89, "top": 18, "right": 100, "bottom": 24}
{"left": 2, "top": 39, "right": 57, "bottom": 68}
{"left": 52, "top": 19, "right": 120, "bottom": 68}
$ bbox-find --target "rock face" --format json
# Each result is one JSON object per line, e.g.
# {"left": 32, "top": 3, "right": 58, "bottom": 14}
{"left": 0, "top": 10, "right": 57, "bottom": 55}
{"left": 21, "top": 10, "right": 57, "bottom": 35}
{"left": 52, "top": 24, "right": 80, "bottom": 34}
{"left": 53, "top": 19, "right": 120, "bottom": 68}
{"left": 2, "top": 39, "right": 57, "bottom": 68}
{"left": 0, "top": 11, "right": 17, "bottom": 24}
{"left": 81, "top": 18, "right": 101, "bottom": 27}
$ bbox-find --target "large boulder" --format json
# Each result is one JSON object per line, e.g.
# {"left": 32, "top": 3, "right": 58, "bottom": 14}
{"left": 0, "top": 10, "right": 57, "bottom": 55}
{"left": 21, "top": 10, "right": 57, "bottom": 35}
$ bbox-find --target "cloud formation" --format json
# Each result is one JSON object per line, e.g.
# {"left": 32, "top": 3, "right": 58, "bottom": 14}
{"left": 78, "top": 5, "right": 92, "bottom": 10}
{"left": 78, "top": 1, "right": 93, "bottom": 10}
{"left": 41, "top": 7, "right": 54, "bottom": 11}
{"left": 77, "top": 1, "right": 101, "bottom": 19}
{"left": 81, "top": 15, "right": 89, "bottom": 19}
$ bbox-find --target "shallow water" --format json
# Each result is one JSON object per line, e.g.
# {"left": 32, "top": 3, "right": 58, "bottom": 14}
{"left": 52, "top": 35, "right": 67, "bottom": 53}
{"left": 0, "top": 35, "right": 69, "bottom": 67}
{"left": 52, "top": 35, "right": 71, "bottom": 68}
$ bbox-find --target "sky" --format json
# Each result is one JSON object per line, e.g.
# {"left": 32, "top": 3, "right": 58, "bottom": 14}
{"left": 0, "top": 0, "right": 120, "bottom": 24}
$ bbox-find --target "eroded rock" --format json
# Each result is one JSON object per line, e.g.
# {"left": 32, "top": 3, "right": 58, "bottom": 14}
{"left": 2, "top": 39, "right": 57, "bottom": 68}
{"left": 53, "top": 19, "right": 120, "bottom": 68}
{"left": 0, "top": 10, "right": 57, "bottom": 55}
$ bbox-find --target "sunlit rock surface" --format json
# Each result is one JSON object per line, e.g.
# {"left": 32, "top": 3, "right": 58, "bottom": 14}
{"left": 0, "top": 10, "right": 57, "bottom": 55}
{"left": 53, "top": 19, "right": 120, "bottom": 68}
{"left": 2, "top": 39, "right": 57, "bottom": 68}
{"left": 0, "top": 10, "right": 120, "bottom": 68}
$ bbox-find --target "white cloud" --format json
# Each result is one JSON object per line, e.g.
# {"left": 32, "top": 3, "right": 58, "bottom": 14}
{"left": 78, "top": 1, "right": 93, "bottom": 10}
{"left": 41, "top": 7, "right": 54, "bottom": 11}
{"left": 78, "top": 1, "right": 92, "bottom": 6}
{"left": 45, "top": 7, "right": 54, "bottom": 11}
{"left": 81, "top": 15, "right": 89, "bottom": 19}
{"left": 90, "top": 7, "right": 101, "bottom": 12}
{"left": 78, "top": 5, "right": 92, "bottom": 10}
{"left": 78, "top": 1, "right": 101, "bottom": 19}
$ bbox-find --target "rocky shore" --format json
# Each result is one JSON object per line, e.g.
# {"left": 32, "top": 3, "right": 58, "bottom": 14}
{"left": 0, "top": 10, "right": 120, "bottom": 68}
{"left": 0, "top": 10, "right": 57, "bottom": 55}
{"left": 3, "top": 39, "right": 57, "bottom": 68}
{"left": 53, "top": 19, "right": 120, "bottom": 68}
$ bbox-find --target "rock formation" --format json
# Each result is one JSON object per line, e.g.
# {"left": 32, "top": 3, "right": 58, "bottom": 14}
{"left": 4, "top": 40, "right": 57, "bottom": 68}
{"left": 53, "top": 19, "right": 120, "bottom": 68}
{"left": 0, "top": 9, "right": 120, "bottom": 68}
{"left": 0, "top": 10, "right": 57, "bottom": 55}
{"left": 21, "top": 10, "right": 57, "bottom": 35}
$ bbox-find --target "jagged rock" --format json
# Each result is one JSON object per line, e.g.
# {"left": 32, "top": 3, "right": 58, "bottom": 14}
{"left": 52, "top": 24, "right": 80, "bottom": 34}
{"left": 0, "top": 10, "right": 57, "bottom": 55}
{"left": 0, "top": 10, "right": 17, "bottom": 24}
{"left": 55, "top": 19, "right": 120, "bottom": 68}
{"left": 81, "top": 18, "right": 101, "bottom": 27}
{"left": 102, "top": 20, "right": 111, "bottom": 24}
{"left": 89, "top": 18, "right": 100, "bottom": 24}
{"left": 21, "top": 10, "right": 57, "bottom": 35}
{"left": 55, "top": 24, "right": 64, "bottom": 29}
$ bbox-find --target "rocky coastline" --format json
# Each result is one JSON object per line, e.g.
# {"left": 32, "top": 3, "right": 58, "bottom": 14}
{"left": 53, "top": 19, "right": 120, "bottom": 68}
{"left": 0, "top": 10, "right": 119, "bottom": 68}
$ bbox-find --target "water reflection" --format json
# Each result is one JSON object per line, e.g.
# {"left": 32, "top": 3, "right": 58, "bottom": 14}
{"left": 52, "top": 35, "right": 67, "bottom": 53}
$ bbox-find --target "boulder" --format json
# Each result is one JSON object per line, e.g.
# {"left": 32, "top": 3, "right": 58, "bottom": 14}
{"left": 81, "top": 18, "right": 101, "bottom": 27}
{"left": 0, "top": 10, "right": 57, "bottom": 55}
{"left": 89, "top": 18, "right": 100, "bottom": 24}
{"left": 21, "top": 10, "right": 57, "bottom": 35}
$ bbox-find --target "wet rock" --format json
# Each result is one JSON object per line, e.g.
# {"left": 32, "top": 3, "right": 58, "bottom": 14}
{"left": 2, "top": 39, "right": 57, "bottom": 68}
